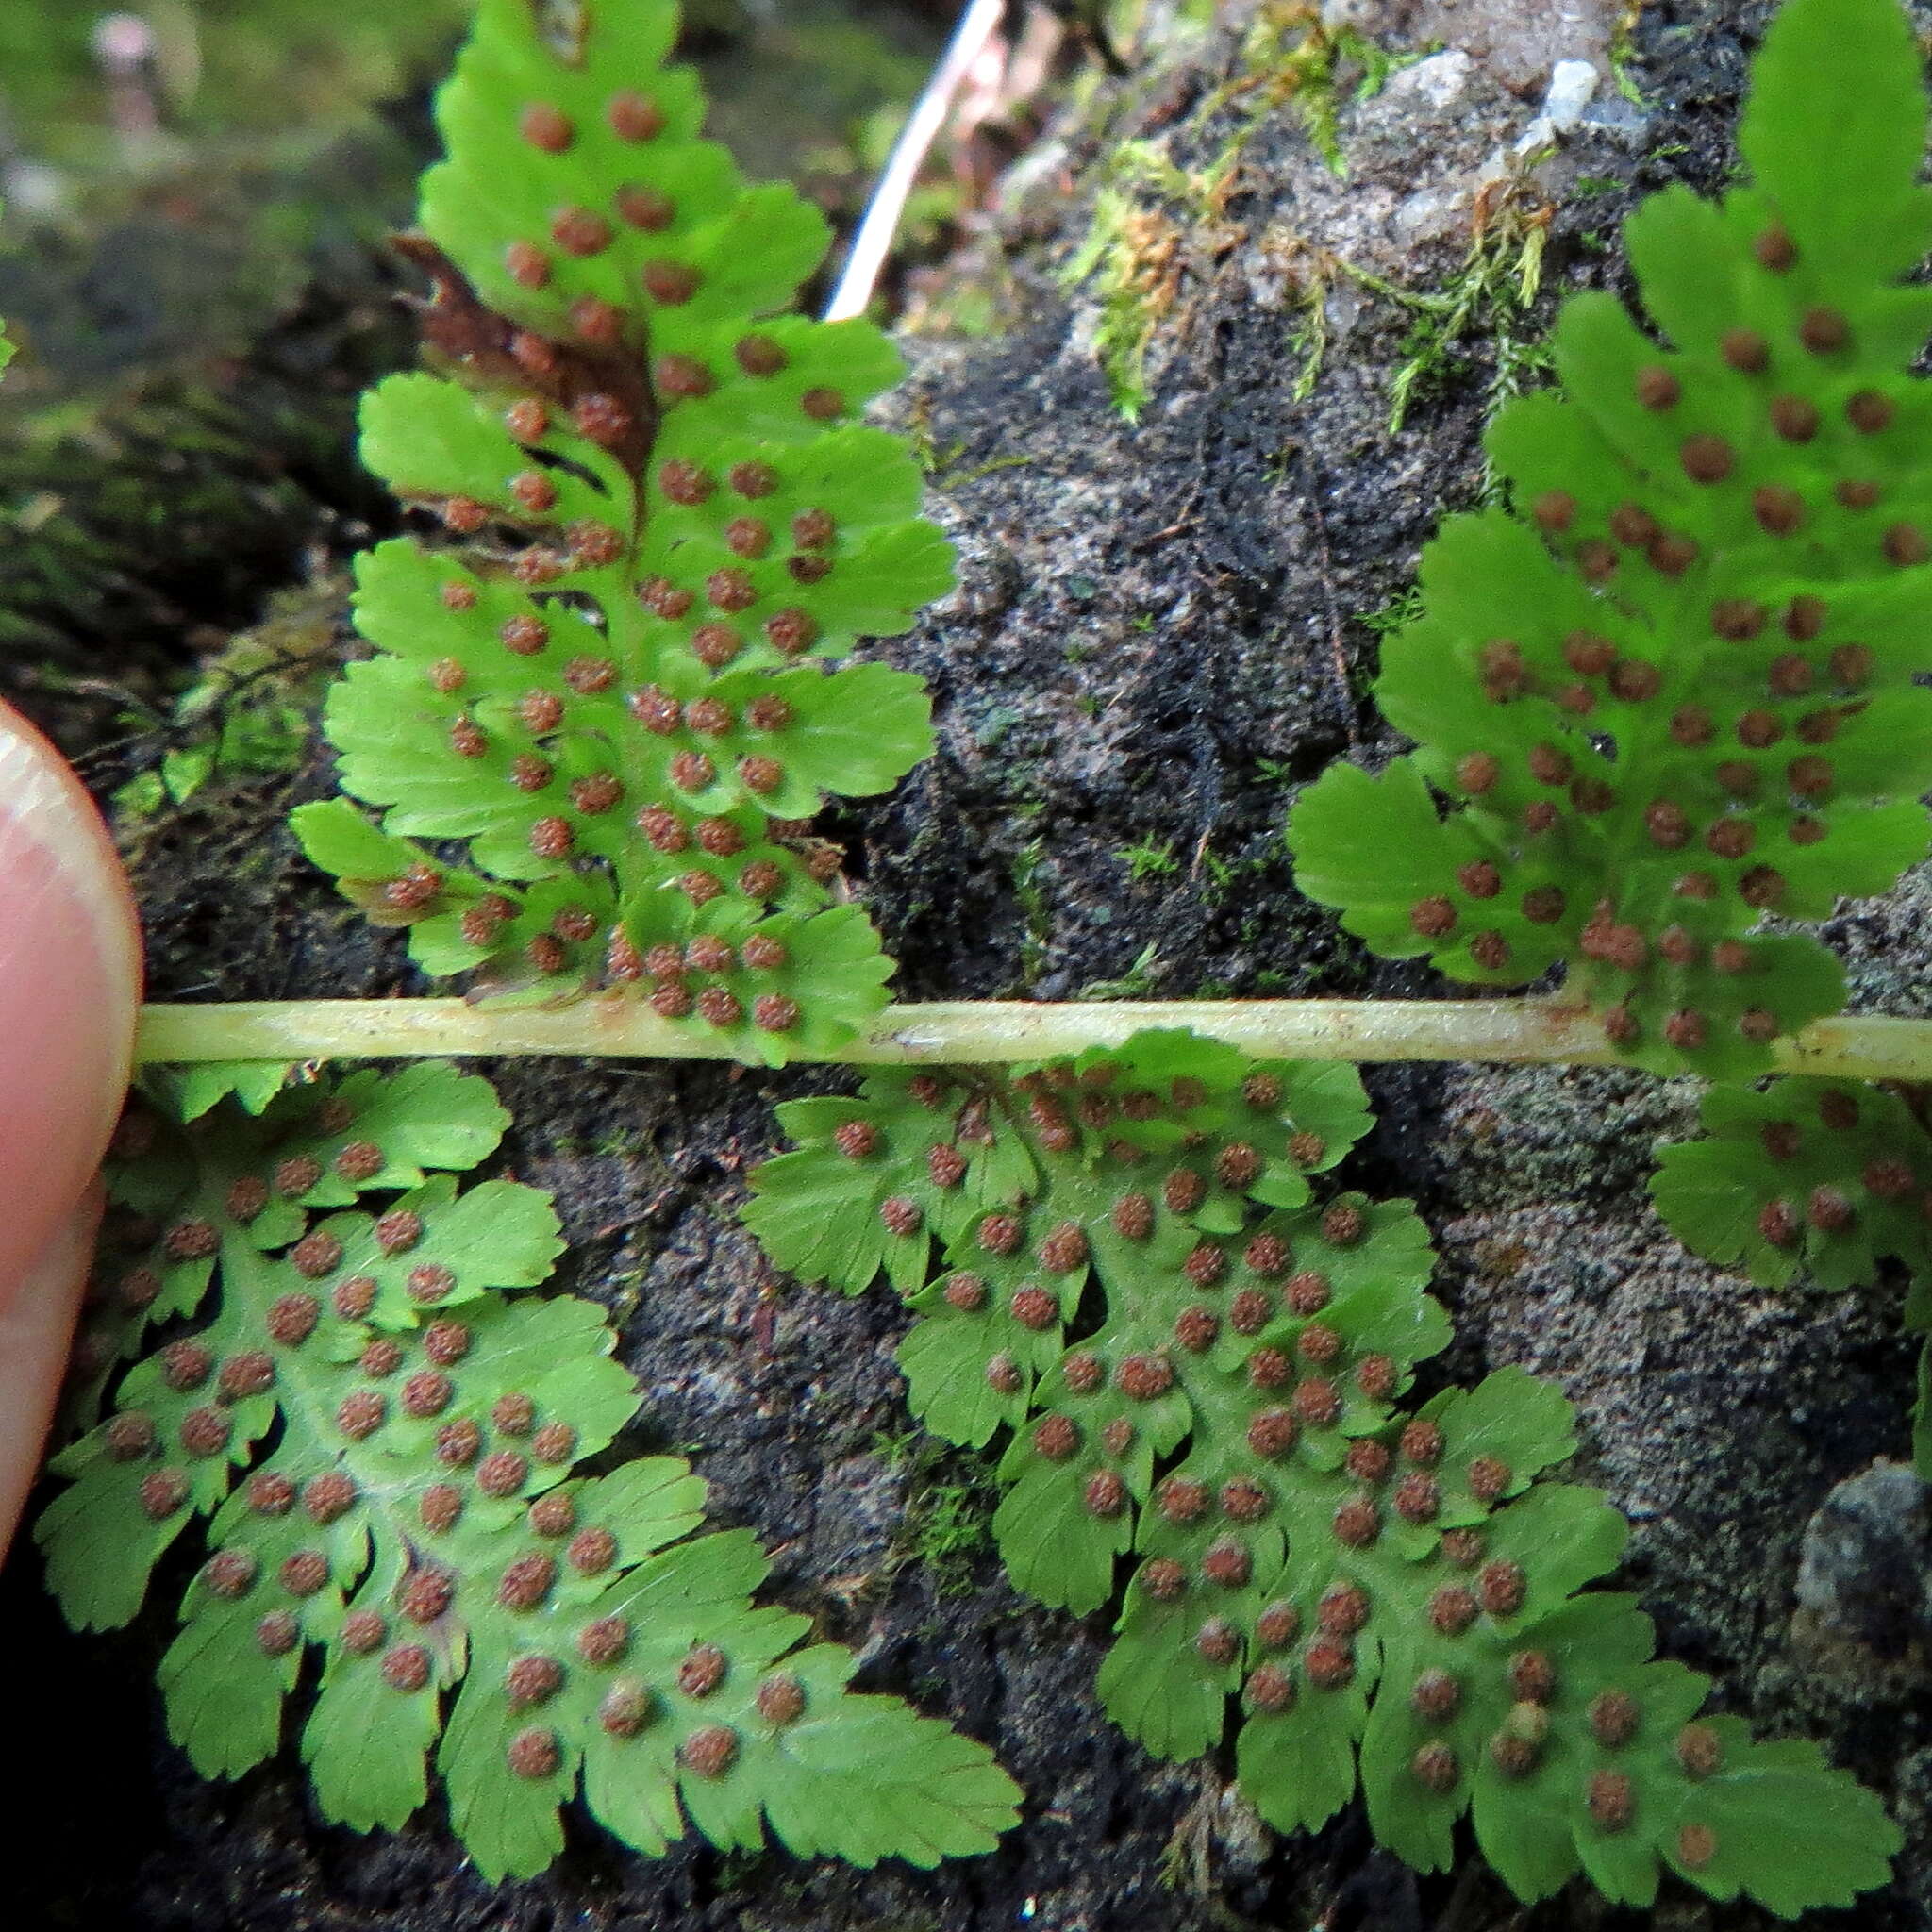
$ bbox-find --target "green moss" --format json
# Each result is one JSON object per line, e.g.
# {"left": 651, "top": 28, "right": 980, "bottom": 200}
{"left": 879, "top": 1438, "right": 999, "bottom": 1598}
{"left": 1009, "top": 835, "right": 1053, "bottom": 990}
{"left": 908, "top": 1482, "right": 997, "bottom": 1596}
{"left": 1079, "top": 941, "right": 1163, "bottom": 1000}
{"left": 1060, "top": 186, "right": 1186, "bottom": 422}
{"left": 1335, "top": 175, "right": 1556, "bottom": 435}
{"left": 1058, "top": 131, "right": 1249, "bottom": 420}
{"left": 1607, "top": 0, "right": 1649, "bottom": 106}
{"left": 111, "top": 577, "right": 343, "bottom": 829}
{"left": 1195, "top": 2, "right": 1428, "bottom": 176}
{"left": 1119, "top": 838, "right": 1179, "bottom": 881}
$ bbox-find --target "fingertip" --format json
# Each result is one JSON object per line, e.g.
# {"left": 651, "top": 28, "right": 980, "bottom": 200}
{"left": 0, "top": 699, "right": 142, "bottom": 1005}
{"left": 0, "top": 700, "right": 144, "bottom": 1296}
{"left": 0, "top": 1191, "right": 97, "bottom": 1558}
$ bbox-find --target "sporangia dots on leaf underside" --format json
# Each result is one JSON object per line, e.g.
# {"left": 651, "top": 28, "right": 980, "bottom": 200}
{"left": 290, "top": 0, "right": 954, "bottom": 1069}
{"left": 40, "top": 1063, "right": 1017, "bottom": 1882}
{"left": 1288, "top": 0, "right": 1932, "bottom": 1085}
{"left": 1654, "top": 1074, "right": 1932, "bottom": 1475}
{"left": 744, "top": 1024, "right": 1898, "bottom": 1912}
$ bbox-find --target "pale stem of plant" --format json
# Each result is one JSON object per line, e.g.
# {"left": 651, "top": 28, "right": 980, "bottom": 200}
{"left": 132, "top": 997, "right": 1932, "bottom": 1084}
{"left": 823, "top": 0, "right": 1007, "bottom": 322}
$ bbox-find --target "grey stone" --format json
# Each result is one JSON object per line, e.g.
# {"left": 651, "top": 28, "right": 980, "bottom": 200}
{"left": 1794, "top": 1459, "right": 1932, "bottom": 1664}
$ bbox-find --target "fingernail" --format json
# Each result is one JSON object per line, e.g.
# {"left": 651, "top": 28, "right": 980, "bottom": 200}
{"left": 0, "top": 701, "right": 143, "bottom": 1297}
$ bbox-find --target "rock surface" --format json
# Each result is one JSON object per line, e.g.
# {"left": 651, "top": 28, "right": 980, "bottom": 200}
{"left": 5, "top": 2, "right": 1932, "bottom": 1928}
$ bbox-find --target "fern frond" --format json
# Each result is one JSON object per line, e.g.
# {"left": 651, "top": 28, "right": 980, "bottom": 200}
{"left": 42, "top": 1065, "right": 1018, "bottom": 1880}
{"left": 747, "top": 1027, "right": 1899, "bottom": 1913}
{"left": 1288, "top": 0, "right": 1932, "bottom": 1077}
{"left": 293, "top": 0, "right": 949, "bottom": 1064}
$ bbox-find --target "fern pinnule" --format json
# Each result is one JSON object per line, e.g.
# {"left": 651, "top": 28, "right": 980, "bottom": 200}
{"left": 294, "top": 0, "right": 950, "bottom": 1064}
{"left": 1654, "top": 1072, "right": 1932, "bottom": 1472}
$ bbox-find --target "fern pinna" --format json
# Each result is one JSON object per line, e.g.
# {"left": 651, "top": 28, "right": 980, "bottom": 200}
{"left": 292, "top": 0, "right": 950, "bottom": 1064}
{"left": 745, "top": 1030, "right": 1896, "bottom": 1915}
{"left": 1654, "top": 1074, "right": 1932, "bottom": 1473}
{"left": 1287, "top": 0, "right": 1932, "bottom": 1080}
{"left": 41, "top": 1064, "right": 1018, "bottom": 1880}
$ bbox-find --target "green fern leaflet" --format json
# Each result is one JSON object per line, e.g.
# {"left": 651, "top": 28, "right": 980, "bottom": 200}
{"left": 1654, "top": 1074, "right": 1932, "bottom": 1473}
{"left": 1288, "top": 0, "right": 1932, "bottom": 1078}
{"left": 42, "top": 1064, "right": 1019, "bottom": 1880}
{"left": 293, "top": 0, "right": 950, "bottom": 1064}
{"left": 746, "top": 1029, "right": 1898, "bottom": 1913}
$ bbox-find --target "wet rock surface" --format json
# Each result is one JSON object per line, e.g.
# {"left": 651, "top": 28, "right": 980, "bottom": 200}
{"left": 5, "top": 2, "right": 1932, "bottom": 1928}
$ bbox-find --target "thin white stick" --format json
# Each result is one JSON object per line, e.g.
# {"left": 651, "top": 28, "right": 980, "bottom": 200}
{"left": 133, "top": 996, "right": 1932, "bottom": 1086}
{"left": 824, "top": 0, "right": 1008, "bottom": 322}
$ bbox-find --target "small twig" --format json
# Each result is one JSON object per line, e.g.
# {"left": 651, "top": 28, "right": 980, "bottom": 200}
{"left": 824, "top": 0, "right": 1008, "bottom": 322}
{"left": 1297, "top": 461, "right": 1359, "bottom": 744}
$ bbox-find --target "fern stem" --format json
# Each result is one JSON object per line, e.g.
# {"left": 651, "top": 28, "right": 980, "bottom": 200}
{"left": 132, "top": 997, "right": 1932, "bottom": 1083}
